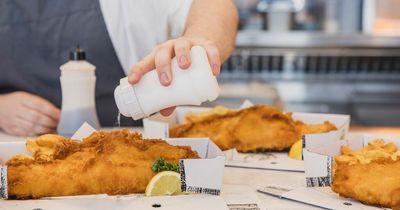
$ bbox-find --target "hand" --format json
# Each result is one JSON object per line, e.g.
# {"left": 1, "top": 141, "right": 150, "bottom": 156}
{"left": 128, "top": 36, "right": 221, "bottom": 116}
{"left": 0, "top": 92, "right": 61, "bottom": 136}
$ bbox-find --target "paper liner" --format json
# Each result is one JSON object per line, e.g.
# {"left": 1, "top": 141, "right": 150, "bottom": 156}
{"left": 0, "top": 166, "right": 8, "bottom": 199}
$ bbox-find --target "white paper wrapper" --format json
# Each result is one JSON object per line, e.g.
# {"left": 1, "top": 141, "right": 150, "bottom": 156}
{"left": 0, "top": 194, "right": 229, "bottom": 210}
{"left": 258, "top": 185, "right": 383, "bottom": 210}
{"left": 225, "top": 149, "right": 304, "bottom": 172}
{"left": 222, "top": 184, "right": 265, "bottom": 210}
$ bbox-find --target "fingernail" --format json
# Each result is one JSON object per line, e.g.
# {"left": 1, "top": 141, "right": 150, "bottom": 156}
{"left": 129, "top": 72, "right": 137, "bottom": 82}
{"left": 179, "top": 55, "right": 187, "bottom": 65}
{"left": 212, "top": 64, "right": 220, "bottom": 75}
{"left": 159, "top": 72, "right": 170, "bottom": 85}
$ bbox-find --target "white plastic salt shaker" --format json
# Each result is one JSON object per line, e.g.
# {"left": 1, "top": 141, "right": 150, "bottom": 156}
{"left": 57, "top": 47, "right": 100, "bottom": 137}
{"left": 114, "top": 46, "right": 219, "bottom": 120}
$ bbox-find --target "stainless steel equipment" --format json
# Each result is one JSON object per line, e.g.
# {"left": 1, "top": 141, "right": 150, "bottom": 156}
{"left": 219, "top": 31, "right": 400, "bottom": 126}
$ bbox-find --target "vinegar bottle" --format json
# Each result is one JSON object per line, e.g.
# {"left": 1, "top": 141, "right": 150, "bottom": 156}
{"left": 114, "top": 46, "right": 219, "bottom": 120}
{"left": 57, "top": 47, "right": 100, "bottom": 137}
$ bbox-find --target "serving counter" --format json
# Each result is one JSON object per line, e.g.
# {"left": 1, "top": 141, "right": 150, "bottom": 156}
{"left": 0, "top": 128, "right": 399, "bottom": 210}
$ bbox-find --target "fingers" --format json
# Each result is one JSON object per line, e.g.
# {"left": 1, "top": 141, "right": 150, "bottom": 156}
{"left": 21, "top": 94, "right": 60, "bottom": 122}
{"left": 2, "top": 122, "right": 45, "bottom": 137}
{"left": 17, "top": 106, "right": 58, "bottom": 129}
{"left": 5, "top": 126, "right": 30, "bottom": 137}
{"left": 129, "top": 37, "right": 221, "bottom": 87}
{"left": 160, "top": 106, "right": 176, "bottom": 116}
{"left": 202, "top": 43, "right": 221, "bottom": 76}
{"left": 7, "top": 107, "right": 56, "bottom": 136}
{"left": 128, "top": 51, "right": 156, "bottom": 84}
{"left": 155, "top": 43, "right": 175, "bottom": 86}
{"left": 174, "top": 38, "right": 192, "bottom": 69}
{"left": 15, "top": 117, "right": 54, "bottom": 136}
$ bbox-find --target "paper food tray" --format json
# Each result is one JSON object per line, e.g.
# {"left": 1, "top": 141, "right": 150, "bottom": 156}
{"left": 0, "top": 185, "right": 265, "bottom": 210}
{"left": 224, "top": 149, "right": 304, "bottom": 172}
{"left": 222, "top": 184, "right": 265, "bottom": 210}
{"left": 258, "top": 185, "right": 385, "bottom": 210}
{"left": 0, "top": 123, "right": 226, "bottom": 200}
{"left": 0, "top": 194, "right": 229, "bottom": 210}
{"left": 303, "top": 134, "right": 400, "bottom": 187}
{"left": 143, "top": 102, "right": 350, "bottom": 171}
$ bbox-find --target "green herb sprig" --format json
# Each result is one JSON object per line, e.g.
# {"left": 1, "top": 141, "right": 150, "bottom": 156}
{"left": 151, "top": 158, "right": 180, "bottom": 173}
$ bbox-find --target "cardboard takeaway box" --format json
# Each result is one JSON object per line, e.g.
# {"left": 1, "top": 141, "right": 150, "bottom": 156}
{"left": 286, "top": 135, "right": 400, "bottom": 209}
{"left": 0, "top": 123, "right": 226, "bottom": 202}
{"left": 304, "top": 134, "right": 400, "bottom": 187}
{"left": 143, "top": 104, "right": 350, "bottom": 172}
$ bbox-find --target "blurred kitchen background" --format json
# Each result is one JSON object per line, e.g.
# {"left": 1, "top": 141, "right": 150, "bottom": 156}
{"left": 211, "top": 0, "right": 400, "bottom": 127}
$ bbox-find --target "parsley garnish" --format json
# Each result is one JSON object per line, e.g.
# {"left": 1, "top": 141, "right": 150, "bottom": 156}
{"left": 151, "top": 158, "right": 180, "bottom": 173}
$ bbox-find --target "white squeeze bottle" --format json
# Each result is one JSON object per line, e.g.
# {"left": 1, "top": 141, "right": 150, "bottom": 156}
{"left": 114, "top": 46, "right": 219, "bottom": 120}
{"left": 57, "top": 47, "right": 100, "bottom": 137}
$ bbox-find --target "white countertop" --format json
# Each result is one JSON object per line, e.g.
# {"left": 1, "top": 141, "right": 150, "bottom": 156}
{"left": 1, "top": 128, "right": 399, "bottom": 210}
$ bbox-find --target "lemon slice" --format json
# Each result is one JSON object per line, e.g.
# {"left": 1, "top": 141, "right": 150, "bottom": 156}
{"left": 145, "top": 171, "right": 182, "bottom": 196}
{"left": 289, "top": 140, "right": 303, "bottom": 160}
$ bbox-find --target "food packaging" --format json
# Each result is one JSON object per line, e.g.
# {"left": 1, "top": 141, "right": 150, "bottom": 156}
{"left": 143, "top": 102, "right": 350, "bottom": 171}
{"left": 0, "top": 123, "right": 226, "bottom": 200}
{"left": 290, "top": 134, "right": 400, "bottom": 209}
{"left": 257, "top": 185, "right": 383, "bottom": 210}
{"left": 0, "top": 194, "right": 229, "bottom": 210}
{"left": 304, "top": 134, "right": 400, "bottom": 187}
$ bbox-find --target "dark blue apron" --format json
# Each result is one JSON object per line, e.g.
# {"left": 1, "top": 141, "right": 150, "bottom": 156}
{"left": 0, "top": 0, "right": 139, "bottom": 126}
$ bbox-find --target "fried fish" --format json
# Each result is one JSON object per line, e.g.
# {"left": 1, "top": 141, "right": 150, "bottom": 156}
{"left": 5, "top": 129, "right": 199, "bottom": 199}
{"left": 332, "top": 140, "right": 400, "bottom": 208}
{"left": 170, "top": 105, "right": 337, "bottom": 152}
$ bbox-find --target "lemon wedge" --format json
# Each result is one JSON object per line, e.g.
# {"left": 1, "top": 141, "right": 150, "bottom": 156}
{"left": 145, "top": 171, "right": 182, "bottom": 196}
{"left": 289, "top": 140, "right": 303, "bottom": 160}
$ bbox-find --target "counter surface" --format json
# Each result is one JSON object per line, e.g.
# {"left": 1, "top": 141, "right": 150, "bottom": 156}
{"left": 1, "top": 128, "right": 399, "bottom": 210}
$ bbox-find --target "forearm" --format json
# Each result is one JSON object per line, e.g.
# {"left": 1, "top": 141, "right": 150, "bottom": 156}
{"left": 129, "top": 0, "right": 238, "bottom": 105}
{"left": 184, "top": 0, "right": 238, "bottom": 62}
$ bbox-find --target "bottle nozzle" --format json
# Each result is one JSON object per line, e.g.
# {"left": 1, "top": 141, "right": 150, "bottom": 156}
{"left": 70, "top": 46, "right": 86, "bottom": 61}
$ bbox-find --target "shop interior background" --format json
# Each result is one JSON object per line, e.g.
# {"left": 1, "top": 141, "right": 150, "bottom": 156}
{"left": 213, "top": 0, "right": 400, "bottom": 126}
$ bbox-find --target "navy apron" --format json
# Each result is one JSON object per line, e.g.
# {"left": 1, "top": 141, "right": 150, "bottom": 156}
{"left": 0, "top": 0, "right": 139, "bottom": 127}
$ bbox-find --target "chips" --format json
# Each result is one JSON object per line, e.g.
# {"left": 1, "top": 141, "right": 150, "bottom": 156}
{"left": 335, "top": 139, "right": 400, "bottom": 165}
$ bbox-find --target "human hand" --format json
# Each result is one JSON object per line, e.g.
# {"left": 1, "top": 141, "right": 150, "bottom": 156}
{"left": 0, "top": 92, "right": 61, "bottom": 136}
{"left": 128, "top": 36, "right": 221, "bottom": 116}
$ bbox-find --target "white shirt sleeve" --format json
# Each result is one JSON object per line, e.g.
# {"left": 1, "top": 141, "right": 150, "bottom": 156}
{"left": 99, "top": 0, "right": 193, "bottom": 75}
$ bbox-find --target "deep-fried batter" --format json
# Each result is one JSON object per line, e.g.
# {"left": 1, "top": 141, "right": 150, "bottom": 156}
{"left": 170, "top": 105, "right": 337, "bottom": 152}
{"left": 6, "top": 129, "right": 199, "bottom": 199}
{"left": 293, "top": 120, "right": 337, "bottom": 134}
{"left": 332, "top": 140, "right": 400, "bottom": 208}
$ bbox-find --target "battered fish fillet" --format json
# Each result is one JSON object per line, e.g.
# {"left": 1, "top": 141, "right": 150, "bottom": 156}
{"left": 332, "top": 140, "right": 400, "bottom": 208}
{"left": 5, "top": 129, "right": 199, "bottom": 199}
{"left": 292, "top": 119, "right": 337, "bottom": 134}
{"left": 170, "top": 105, "right": 337, "bottom": 152}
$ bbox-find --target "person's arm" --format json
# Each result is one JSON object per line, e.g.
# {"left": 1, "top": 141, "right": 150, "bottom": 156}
{"left": 128, "top": 0, "right": 238, "bottom": 116}
{"left": 184, "top": 0, "right": 238, "bottom": 63}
